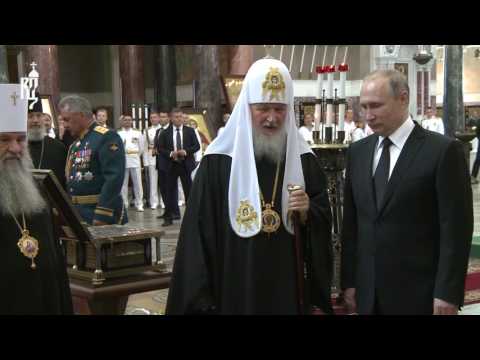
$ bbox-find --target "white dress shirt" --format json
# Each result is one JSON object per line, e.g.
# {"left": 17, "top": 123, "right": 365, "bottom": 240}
{"left": 372, "top": 116, "right": 415, "bottom": 178}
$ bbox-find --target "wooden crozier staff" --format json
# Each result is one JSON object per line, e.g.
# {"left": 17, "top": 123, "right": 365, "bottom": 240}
{"left": 288, "top": 184, "right": 306, "bottom": 314}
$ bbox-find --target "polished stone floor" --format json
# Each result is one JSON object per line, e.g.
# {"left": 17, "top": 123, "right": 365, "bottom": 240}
{"left": 124, "top": 205, "right": 182, "bottom": 315}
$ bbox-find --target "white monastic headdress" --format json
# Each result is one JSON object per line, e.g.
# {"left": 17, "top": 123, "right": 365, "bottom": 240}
{"left": 0, "top": 83, "right": 28, "bottom": 133}
{"left": 204, "top": 58, "right": 312, "bottom": 238}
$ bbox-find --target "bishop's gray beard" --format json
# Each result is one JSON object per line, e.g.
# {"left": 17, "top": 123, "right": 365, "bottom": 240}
{"left": 252, "top": 127, "right": 287, "bottom": 163}
{"left": 0, "top": 150, "right": 47, "bottom": 217}
{"left": 27, "top": 125, "right": 47, "bottom": 142}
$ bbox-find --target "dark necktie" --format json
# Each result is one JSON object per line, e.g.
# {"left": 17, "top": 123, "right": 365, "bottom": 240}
{"left": 176, "top": 127, "right": 182, "bottom": 150}
{"left": 374, "top": 137, "right": 392, "bottom": 210}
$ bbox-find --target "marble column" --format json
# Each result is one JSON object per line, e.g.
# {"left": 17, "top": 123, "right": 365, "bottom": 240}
{"left": 0, "top": 45, "right": 8, "bottom": 83}
{"left": 442, "top": 45, "right": 474, "bottom": 164}
{"left": 25, "top": 45, "right": 60, "bottom": 111}
{"left": 153, "top": 45, "right": 176, "bottom": 112}
{"left": 195, "top": 45, "right": 222, "bottom": 137}
{"left": 111, "top": 45, "right": 122, "bottom": 128}
{"left": 416, "top": 68, "right": 430, "bottom": 118}
{"left": 229, "top": 45, "right": 254, "bottom": 75}
{"left": 119, "top": 45, "right": 145, "bottom": 115}
{"left": 442, "top": 45, "right": 464, "bottom": 138}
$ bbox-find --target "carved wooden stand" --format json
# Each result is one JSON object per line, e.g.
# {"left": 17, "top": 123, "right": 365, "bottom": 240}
{"left": 311, "top": 143, "right": 348, "bottom": 310}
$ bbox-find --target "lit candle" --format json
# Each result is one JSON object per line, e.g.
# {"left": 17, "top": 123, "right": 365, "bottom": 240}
{"left": 132, "top": 105, "right": 136, "bottom": 120}
{"left": 327, "top": 67, "right": 334, "bottom": 98}
{"left": 337, "top": 63, "right": 349, "bottom": 132}
{"left": 138, "top": 106, "right": 142, "bottom": 120}
{"left": 314, "top": 66, "right": 325, "bottom": 131}
{"left": 339, "top": 68, "right": 346, "bottom": 98}
{"left": 326, "top": 65, "right": 335, "bottom": 126}
{"left": 316, "top": 67, "right": 323, "bottom": 99}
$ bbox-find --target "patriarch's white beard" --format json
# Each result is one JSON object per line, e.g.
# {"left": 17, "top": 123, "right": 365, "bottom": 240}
{"left": 252, "top": 126, "right": 287, "bottom": 163}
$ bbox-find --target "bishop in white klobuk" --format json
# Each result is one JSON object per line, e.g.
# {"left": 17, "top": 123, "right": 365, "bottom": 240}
{"left": 0, "top": 83, "right": 73, "bottom": 314}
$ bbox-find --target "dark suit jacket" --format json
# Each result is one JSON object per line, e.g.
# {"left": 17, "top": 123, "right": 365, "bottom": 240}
{"left": 341, "top": 123, "right": 473, "bottom": 315}
{"left": 156, "top": 125, "right": 200, "bottom": 173}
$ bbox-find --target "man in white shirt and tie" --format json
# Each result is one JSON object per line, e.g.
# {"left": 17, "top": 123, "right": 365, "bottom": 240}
{"left": 342, "top": 69, "right": 472, "bottom": 315}
{"left": 154, "top": 111, "right": 176, "bottom": 218}
{"left": 118, "top": 115, "right": 145, "bottom": 212}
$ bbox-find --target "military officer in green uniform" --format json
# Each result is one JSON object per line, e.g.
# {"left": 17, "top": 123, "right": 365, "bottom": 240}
{"left": 59, "top": 95, "right": 127, "bottom": 225}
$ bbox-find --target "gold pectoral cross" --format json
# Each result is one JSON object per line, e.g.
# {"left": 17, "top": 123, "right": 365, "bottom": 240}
{"left": 11, "top": 91, "right": 19, "bottom": 106}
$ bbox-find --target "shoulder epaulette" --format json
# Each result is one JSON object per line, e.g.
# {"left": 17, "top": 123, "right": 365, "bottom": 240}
{"left": 94, "top": 126, "right": 109, "bottom": 135}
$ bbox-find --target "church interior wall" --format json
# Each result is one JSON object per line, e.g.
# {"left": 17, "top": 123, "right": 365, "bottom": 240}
{"left": 55, "top": 45, "right": 373, "bottom": 117}
{"left": 436, "top": 47, "right": 480, "bottom": 104}
{"left": 251, "top": 45, "right": 370, "bottom": 81}
{"left": 58, "top": 45, "right": 112, "bottom": 94}
{"left": 19, "top": 44, "right": 480, "bottom": 126}
{"left": 58, "top": 45, "right": 114, "bottom": 109}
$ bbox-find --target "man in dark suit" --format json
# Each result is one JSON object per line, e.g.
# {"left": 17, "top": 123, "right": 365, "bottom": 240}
{"left": 156, "top": 108, "right": 200, "bottom": 226}
{"left": 154, "top": 111, "right": 178, "bottom": 220}
{"left": 341, "top": 70, "right": 473, "bottom": 315}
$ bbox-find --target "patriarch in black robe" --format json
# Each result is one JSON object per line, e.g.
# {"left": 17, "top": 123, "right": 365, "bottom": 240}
{"left": 166, "top": 59, "right": 333, "bottom": 315}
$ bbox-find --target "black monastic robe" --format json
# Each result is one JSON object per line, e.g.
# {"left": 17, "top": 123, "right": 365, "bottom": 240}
{"left": 29, "top": 136, "right": 68, "bottom": 188}
{"left": 0, "top": 209, "right": 73, "bottom": 315}
{"left": 166, "top": 153, "right": 333, "bottom": 315}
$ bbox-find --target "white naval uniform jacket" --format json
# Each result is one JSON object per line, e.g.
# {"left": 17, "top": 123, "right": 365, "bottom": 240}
{"left": 143, "top": 125, "right": 160, "bottom": 167}
{"left": 118, "top": 128, "right": 145, "bottom": 168}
